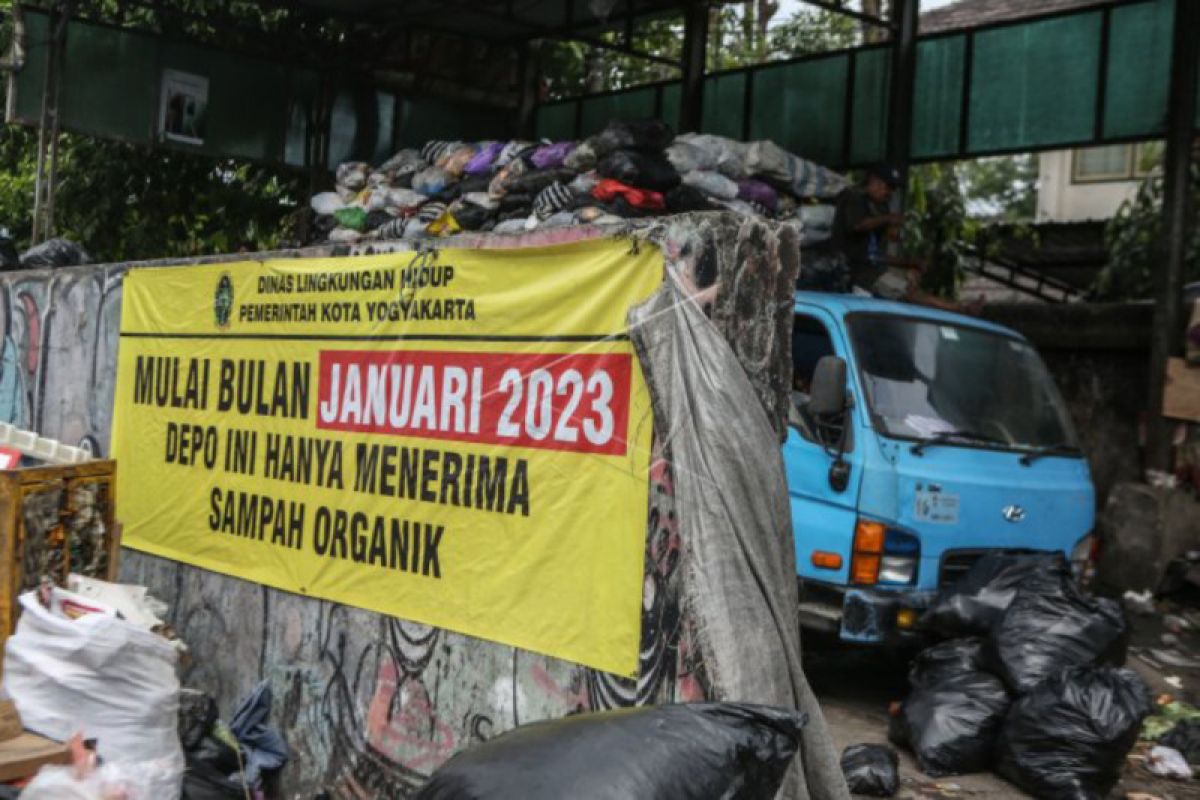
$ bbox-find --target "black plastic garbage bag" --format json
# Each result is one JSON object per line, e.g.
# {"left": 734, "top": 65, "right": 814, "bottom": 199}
{"left": 590, "top": 119, "right": 674, "bottom": 156}
{"left": 178, "top": 689, "right": 219, "bottom": 751}
{"left": 996, "top": 665, "right": 1151, "bottom": 800}
{"left": 414, "top": 702, "right": 807, "bottom": 800}
{"left": 840, "top": 743, "right": 899, "bottom": 797}
{"left": 907, "top": 638, "right": 987, "bottom": 688}
{"left": 597, "top": 151, "right": 681, "bottom": 193}
{"left": 990, "top": 570, "right": 1129, "bottom": 695}
{"left": 1160, "top": 717, "right": 1200, "bottom": 763}
{"left": 20, "top": 237, "right": 90, "bottom": 268}
{"left": 920, "top": 552, "right": 1067, "bottom": 637}
{"left": 182, "top": 756, "right": 247, "bottom": 800}
{"left": 0, "top": 236, "right": 18, "bottom": 270}
{"left": 894, "top": 671, "right": 1011, "bottom": 776}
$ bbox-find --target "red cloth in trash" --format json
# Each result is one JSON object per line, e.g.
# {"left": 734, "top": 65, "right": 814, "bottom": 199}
{"left": 591, "top": 179, "right": 666, "bottom": 211}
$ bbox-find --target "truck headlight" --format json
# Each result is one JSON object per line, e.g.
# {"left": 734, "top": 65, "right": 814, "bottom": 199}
{"left": 1070, "top": 533, "right": 1097, "bottom": 584}
{"left": 879, "top": 530, "right": 919, "bottom": 585}
{"left": 852, "top": 520, "right": 919, "bottom": 585}
{"left": 879, "top": 555, "right": 916, "bottom": 584}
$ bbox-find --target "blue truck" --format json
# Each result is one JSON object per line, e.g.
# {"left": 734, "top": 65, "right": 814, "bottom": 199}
{"left": 786, "top": 292, "right": 1096, "bottom": 643}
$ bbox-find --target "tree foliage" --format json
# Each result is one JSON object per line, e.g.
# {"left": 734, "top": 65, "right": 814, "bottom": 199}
{"left": 904, "top": 163, "right": 982, "bottom": 298}
{"left": 0, "top": 125, "right": 305, "bottom": 262}
{"left": 957, "top": 155, "right": 1038, "bottom": 222}
{"left": 1094, "top": 163, "right": 1200, "bottom": 300}
{"left": 0, "top": 3, "right": 309, "bottom": 263}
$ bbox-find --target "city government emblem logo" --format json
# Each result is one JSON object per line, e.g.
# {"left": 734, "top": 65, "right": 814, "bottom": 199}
{"left": 214, "top": 273, "right": 233, "bottom": 328}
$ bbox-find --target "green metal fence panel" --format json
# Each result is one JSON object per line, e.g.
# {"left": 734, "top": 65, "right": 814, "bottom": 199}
{"left": 10, "top": 10, "right": 48, "bottom": 124}
{"left": 580, "top": 87, "right": 656, "bottom": 136}
{"left": 968, "top": 12, "right": 1103, "bottom": 153}
{"left": 536, "top": 101, "right": 578, "bottom": 140}
{"left": 61, "top": 19, "right": 158, "bottom": 144}
{"left": 701, "top": 71, "right": 746, "bottom": 139}
{"left": 661, "top": 83, "right": 681, "bottom": 133}
{"left": 284, "top": 69, "right": 319, "bottom": 167}
{"left": 9, "top": 9, "right": 500, "bottom": 169}
{"left": 395, "top": 97, "right": 509, "bottom": 149}
{"left": 327, "top": 89, "right": 359, "bottom": 166}
{"left": 750, "top": 55, "right": 848, "bottom": 166}
{"left": 372, "top": 93, "right": 396, "bottom": 164}
{"left": 1105, "top": 0, "right": 1173, "bottom": 139}
{"left": 912, "top": 35, "right": 965, "bottom": 160}
{"left": 161, "top": 41, "right": 288, "bottom": 161}
{"left": 850, "top": 48, "right": 890, "bottom": 166}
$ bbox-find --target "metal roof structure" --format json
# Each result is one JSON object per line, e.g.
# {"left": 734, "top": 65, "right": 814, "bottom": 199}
{"left": 5, "top": 0, "right": 1196, "bottom": 471}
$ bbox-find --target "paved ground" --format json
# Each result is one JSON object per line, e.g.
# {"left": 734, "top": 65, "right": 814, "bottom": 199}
{"left": 806, "top": 643, "right": 1029, "bottom": 799}
{"left": 805, "top": 631, "right": 1200, "bottom": 800}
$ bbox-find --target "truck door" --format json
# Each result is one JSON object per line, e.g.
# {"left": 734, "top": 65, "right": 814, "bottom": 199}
{"left": 786, "top": 310, "right": 864, "bottom": 587}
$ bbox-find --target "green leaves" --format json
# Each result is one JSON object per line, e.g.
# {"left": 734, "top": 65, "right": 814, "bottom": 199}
{"left": 0, "top": 126, "right": 304, "bottom": 263}
{"left": 1095, "top": 163, "right": 1200, "bottom": 300}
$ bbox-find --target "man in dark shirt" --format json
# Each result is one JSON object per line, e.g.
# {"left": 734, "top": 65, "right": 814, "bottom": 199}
{"left": 831, "top": 164, "right": 975, "bottom": 313}
{"left": 831, "top": 165, "right": 906, "bottom": 295}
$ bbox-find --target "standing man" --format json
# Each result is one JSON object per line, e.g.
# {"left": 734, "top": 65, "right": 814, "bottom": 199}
{"left": 831, "top": 164, "right": 977, "bottom": 313}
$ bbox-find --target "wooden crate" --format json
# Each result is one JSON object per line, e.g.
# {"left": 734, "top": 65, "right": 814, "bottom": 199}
{"left": 0, "top": 460, "right": 119, "bottom": 647}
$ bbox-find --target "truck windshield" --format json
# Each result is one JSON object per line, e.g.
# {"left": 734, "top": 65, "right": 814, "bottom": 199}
{"left": 847, "top": 314, "right": 1080, "bottom": 453}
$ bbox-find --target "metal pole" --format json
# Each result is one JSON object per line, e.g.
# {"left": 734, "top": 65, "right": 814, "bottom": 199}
{"left": 516, "top": 39, "right": 540, "bottom": 140}
{"left": 679, "top": 0, "right": 708, "bottom": 134}
{"left": 1145, "top": 0, "right": 1200, "bottom": 474}
{"left": 885, "top": 0, "right": 918, "bottom": 197}
{"left": 44, "top": 7, "right": 68, "bottom": 240}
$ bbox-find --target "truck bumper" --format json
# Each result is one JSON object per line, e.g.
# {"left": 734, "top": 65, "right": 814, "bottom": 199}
{"left": 798, "top": 581, "right": 935, "bottom": 644}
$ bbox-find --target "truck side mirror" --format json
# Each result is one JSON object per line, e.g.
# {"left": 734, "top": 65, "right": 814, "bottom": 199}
{"left": 809, "top": 356, "right": 847, "bottom": 417}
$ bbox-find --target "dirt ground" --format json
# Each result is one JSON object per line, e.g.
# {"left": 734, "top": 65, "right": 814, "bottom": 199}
{"left": 805, "top": 623, "right": 1200, "bottom": 800}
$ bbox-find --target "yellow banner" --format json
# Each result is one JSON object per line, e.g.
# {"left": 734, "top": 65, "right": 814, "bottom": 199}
{"left": 113, "top": 239, "right": 661, "bottom": 676}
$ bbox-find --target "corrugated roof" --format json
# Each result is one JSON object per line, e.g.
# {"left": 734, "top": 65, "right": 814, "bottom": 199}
{"left": 919, "top": 0, "right": 1110, "bottom": 34}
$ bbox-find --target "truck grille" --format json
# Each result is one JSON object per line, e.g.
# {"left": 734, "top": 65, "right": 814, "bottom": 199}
{"left": 939, "top": 552, "right": 984, "bottom": 588}
{"left": 938, "top": 548, "right": 1040, "bottom": 589}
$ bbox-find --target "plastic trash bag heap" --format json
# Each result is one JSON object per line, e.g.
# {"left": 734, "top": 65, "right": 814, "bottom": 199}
{"left": 309, "top": 120, "right": 849, "bottom": 245}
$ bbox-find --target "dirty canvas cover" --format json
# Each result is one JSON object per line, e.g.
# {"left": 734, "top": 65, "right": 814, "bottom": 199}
{"left": 112, "top": 239, "right": 660, "bottom": 676}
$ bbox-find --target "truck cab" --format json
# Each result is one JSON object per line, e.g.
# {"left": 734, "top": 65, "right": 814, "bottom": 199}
{"left": 786, "top": 292, "right": 1095, "bottom": 643}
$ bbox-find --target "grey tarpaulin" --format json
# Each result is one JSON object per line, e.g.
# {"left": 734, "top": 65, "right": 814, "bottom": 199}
{"left": 629, "top": 278, "right": 850, "bottom": 800}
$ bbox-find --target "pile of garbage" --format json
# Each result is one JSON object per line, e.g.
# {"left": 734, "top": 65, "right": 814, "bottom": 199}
{"left": 0, "top": 234, "right": 90, "bottom": 271}
{"left": 0, "top": 576, "right": 287, "bottom": 799}
{"left": 308, "top": 120, "right": 849, "bottom": 244}
{"left": 883, "top": 554, "right": 1150, "bottom": 798}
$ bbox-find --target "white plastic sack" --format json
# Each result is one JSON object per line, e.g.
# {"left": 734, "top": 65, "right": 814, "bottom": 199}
{"left": 22, "top": 762, "right": 176, "bottom": 800}
{"left": 675, "top": 134, "right": 750, "bottom": 179}
{"left": 682, "top": 170, "right": 739, "bottom": 200}
{"left": 4, "top": 590, "right": 183, "bottom": 799}
{"left": 310, "top": 192, "right": 345, "bottom": 216}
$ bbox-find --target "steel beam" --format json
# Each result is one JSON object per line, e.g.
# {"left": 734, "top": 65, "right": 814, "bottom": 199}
{"left": 680, "top": 0, "right": 708, "bottom": 133}
{"left": 885, "top": 0, "right": 918, "bottom": 191}
{"left": 798, "top": 0, "right": 895, "bottom": 32}
{"left": 1145, "top": 0, "right": 1200, "bottom": 473}
{"left": 517, "top": 39, "right": 540, "bottom": 139}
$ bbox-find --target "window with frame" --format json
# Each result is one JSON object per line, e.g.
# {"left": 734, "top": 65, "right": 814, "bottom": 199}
{"left": 1072, "top": 141, "right": 1163, "bottom": 183}
{"left": 1072, "top": 144, "right": 1133, "bottom": 182}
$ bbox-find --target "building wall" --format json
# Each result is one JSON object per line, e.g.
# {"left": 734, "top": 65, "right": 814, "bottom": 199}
{"left": 984, "top": 302, "right": 1150, "bottom": 504}
{"left": 1036, "top": 150, "right": 1140, "bottom": 223}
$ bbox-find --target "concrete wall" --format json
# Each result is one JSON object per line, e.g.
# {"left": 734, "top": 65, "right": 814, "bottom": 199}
{"left": 0, "top": 214, "right": 810, "bottom": 797}
{"left": 1037, "top": 149, "right": 1140, "bottom": 223}
{"left": 984, "top": 302, "right": 1151, "bottom": 504}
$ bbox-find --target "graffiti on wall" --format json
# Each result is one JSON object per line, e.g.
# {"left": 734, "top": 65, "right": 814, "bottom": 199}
{"left": 0, "top": 267, "right": 124, "bottom": 453}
